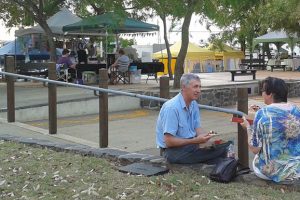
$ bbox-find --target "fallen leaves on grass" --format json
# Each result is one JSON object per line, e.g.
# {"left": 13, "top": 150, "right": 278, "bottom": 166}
{"left": 80, "top": 183, "right": 99, "bottom": 196}
{"left": 0, "top": 179, "right": 6, "bottom": 186}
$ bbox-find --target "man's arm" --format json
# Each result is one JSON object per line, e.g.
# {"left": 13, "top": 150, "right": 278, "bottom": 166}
{"left": 112, "top": 58, "right": 119, "bottom": 67}
{"left": 195, "top": 127, "right": 207, "bottom": 136}
{"left": 67, "top": 58, "right": 76, "bottom": 69}
{"left": 164, "top": 133, "right": 212, "bottom": 148}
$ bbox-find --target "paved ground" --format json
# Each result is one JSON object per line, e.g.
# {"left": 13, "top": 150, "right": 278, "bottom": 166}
{"left": 1, "top": 70, "right": 300, "bottom": 108}
{"left": 1, "top": 70, "right": 300, "bottom": 158}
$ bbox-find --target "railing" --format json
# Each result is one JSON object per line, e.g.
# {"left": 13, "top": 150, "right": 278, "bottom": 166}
{"left": 0, "top": 56, "right": 249, "bottom": 167}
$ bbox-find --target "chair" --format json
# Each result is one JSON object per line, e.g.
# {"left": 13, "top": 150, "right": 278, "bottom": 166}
{"left": 56, "top": 64, "right": 74, "bottom": 83}
{"left": 110, "top": 62, "right": 130, "bottom": 84}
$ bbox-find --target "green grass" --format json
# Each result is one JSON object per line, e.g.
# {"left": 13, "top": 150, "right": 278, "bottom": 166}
{"left": 0, "top": 140, "right": 299, "bottom": 200}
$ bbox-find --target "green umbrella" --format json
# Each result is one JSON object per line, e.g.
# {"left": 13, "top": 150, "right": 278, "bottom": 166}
{"left": 63, "top": 12, "right": 159, "bottom": 34}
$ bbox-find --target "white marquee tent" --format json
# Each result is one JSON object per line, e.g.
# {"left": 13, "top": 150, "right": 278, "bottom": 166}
{"left": 15, "top": 8, "right": 82, "bottom": 37}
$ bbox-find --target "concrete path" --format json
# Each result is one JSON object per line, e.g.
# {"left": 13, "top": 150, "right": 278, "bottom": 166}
{"left": 1, "top": 70, "right": 300, "bottom": 157}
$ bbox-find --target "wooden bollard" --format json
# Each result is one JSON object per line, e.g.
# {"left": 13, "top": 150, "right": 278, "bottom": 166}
{"left": 5, "top": 56, "right": 15, "bottom": 122}
{"left": 160, "top": 76, "right": 170, "bottom": 106}
{"left": 237, "top": 88, "right": 249, "bottom": 168}
{"left": 159, "top": 76, "right": 169, "bottom": 155}
{"left": 48, "top": 62, "right": 57, "bottom": 134}
{"left": 99, "top": 69, "right": 108, "bottom": 148}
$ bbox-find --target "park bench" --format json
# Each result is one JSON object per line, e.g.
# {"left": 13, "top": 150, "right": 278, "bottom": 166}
{"left": 240, "top": 59, "right": 266, "bottom": 70}
{"left": 228, "top": 69, "right": 257, "bottom": 81}
{"left": 268, "top": 64, "right": 287, "bottom": 72}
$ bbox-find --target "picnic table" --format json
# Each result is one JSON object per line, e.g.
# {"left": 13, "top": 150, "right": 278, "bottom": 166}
{"left": 268, "top": 64, "right": 287, "bottom": 72}
{"left": 228, "top": 69, "right": 257, "bottom": 81}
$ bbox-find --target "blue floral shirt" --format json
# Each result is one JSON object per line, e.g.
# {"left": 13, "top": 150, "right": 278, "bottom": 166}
{"left": 251, "top": 104, "right": 300, "bottom": 182}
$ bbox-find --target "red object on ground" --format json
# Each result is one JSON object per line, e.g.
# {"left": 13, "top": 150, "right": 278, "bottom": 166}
{"left": 214, "top": 139, "right": 224, "bottom": 145}
{"left": 231, "top": 117, "right": 253, "bottom": 125}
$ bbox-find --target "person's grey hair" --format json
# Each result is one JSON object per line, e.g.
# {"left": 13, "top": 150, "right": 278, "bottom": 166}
{"left": 180, "top": 73, "right": 200, "bottom": 87}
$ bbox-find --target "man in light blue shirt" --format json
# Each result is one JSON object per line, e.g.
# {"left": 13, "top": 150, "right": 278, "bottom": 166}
{"left": 156, "top": 73, "right": 229, "bottom": 164}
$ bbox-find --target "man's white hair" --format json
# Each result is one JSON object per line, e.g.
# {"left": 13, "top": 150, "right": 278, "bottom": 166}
{"left": 180, "top": 73, "right": 200, "bottom": 87}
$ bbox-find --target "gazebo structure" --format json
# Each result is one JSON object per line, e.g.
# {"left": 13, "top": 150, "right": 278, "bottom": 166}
{"left": 253, "top": 30, "right": 300, "bottom": 57}
{"left": 63, "top": 12, "right": 159, "bottom": 67}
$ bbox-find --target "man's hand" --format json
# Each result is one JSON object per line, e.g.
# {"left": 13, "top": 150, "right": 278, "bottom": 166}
{"left": 164, "top": 133, "right": 212, "bottom": 148}
{"left": 249, "top": 104, "right": 261, "bottom": 112}
{"left": 194, "top": 133, "right": 213, "bottom": 144}
{"left": 240, "top": 116, "right": 250, "bottom": 130}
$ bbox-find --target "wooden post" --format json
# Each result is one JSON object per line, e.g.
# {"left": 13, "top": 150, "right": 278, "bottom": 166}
{"left": 48, "top": 62, "right": 57, "bottom": 134}
{"left": 5, "top": 56, "right": 15, "bottom": 122}
{"left": 237, "top": 88, "right": 249, "bottom": 168}
{"left": 160, "top": 76, "right": 170, "bottom": 105}
{"left": 159, "top": 76, "right": 169, "bottom": 155}
{"left": 99, "top": 69, "right": 108, "bottom": 148}
{"left": 249, "top": 53, "right": 253, "bottom": 68}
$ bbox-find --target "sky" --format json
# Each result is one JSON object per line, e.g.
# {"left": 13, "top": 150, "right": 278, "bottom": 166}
{"left": 122, "top": 15, "right": 222, "bottom": 46}
{"left": 0, "top": 21, "right": 16, "bottom": 41}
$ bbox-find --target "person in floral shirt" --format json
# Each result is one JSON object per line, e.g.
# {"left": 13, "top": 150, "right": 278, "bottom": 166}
{"left": 241, "top": 77, "right": 300, "bottom": 183}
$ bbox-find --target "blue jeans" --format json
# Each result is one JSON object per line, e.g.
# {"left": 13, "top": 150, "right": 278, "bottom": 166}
{"left": 163, "top": 143, "right": 230, "bottom": 164}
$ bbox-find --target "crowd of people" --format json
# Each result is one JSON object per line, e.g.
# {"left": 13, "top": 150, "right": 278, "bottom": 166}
{"left": 56, "top": 47, "right": 130, "bottom": 83}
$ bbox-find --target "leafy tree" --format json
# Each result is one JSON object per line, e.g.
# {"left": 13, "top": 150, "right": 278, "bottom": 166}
{"left": 70, "top": 0, "right": 130, "bottom": 16}
{"left": 204, "top": 0, "right": 299, "bottom": 58}
{"left": 202, "top": 0, "right": 264, "bottom": 53}
{"left": 120, "top": 38, "right": 135, "bottom": 48}
{"left": 131, "top": 0, "right": 175, "bottom": 79}
{"left": 258, "top": 0, "right": 300, "bottom": 35}
{"left": 0, "top": 0, "right": 65, "bottom": 61}
{"left": 172, "top": 0, "right": 204, "bottom": 89}
{"left": 133, "top": 0, "right": 205, "bottom": 88}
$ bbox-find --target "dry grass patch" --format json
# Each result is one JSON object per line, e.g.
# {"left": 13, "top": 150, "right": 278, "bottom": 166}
{"left": 0, "top": 140, "right": 299, "bottom": 200}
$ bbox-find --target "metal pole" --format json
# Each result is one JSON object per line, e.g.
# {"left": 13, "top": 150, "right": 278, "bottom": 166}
{"left": 237, "top": 88, "right": 249, "bottom": 168}
{"left": 99, "top": 69, "right": 108, "bottom": 147}
{"left": 5, "top": 56, "right": 15, "bottom": 122}
{"left": 48, "top": 62, "right": 57, "bottom": 134}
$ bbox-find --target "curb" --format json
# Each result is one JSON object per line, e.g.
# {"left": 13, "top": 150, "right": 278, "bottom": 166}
{"left": 0, "top": 134, "right": 165, "bottom": 165}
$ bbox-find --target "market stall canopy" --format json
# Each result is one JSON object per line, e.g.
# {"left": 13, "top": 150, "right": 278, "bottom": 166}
{"left": 207, "top": 43, "right": 244, "bottom": 70}
{"left": 153, "top": 41, "right": 215, "bottom": 60}
{"left": 62, "top": 12, "right": 159, "bottom": 34}
{"left": 207, "top": 43, "right": 244, "bottom": 60}
{"left": 15, "top": 8, "right": 81, "bottom": 37}
{"left": 0, "top": 40, "right": 23, "bottom": 55}
{"left": 253, "top": 30, "right": 300, "bottom": 50}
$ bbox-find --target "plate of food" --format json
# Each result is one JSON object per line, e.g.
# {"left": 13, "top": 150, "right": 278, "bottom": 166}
{"left": 208, "top": 130, "right": 218, "bottom": 137}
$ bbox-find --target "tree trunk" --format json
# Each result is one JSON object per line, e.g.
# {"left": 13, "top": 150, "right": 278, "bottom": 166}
{"left": 240, "top": 38, "right": 246, "bottom": 54}
{"left": 40, "top": 23, "right": 57, "bottom": 62}
{"left": 173, "top": 8, "right": 193, "bottom": 89}
{"left": 161, "top": 15, "right": 173, "bottom": 80}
